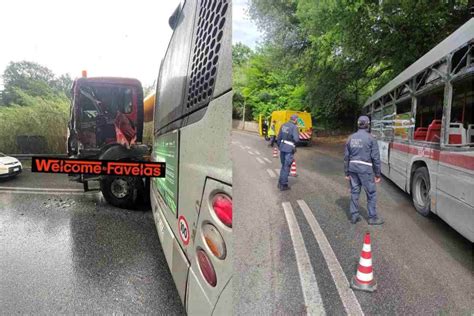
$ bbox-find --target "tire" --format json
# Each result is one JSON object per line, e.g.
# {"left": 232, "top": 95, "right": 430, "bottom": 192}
{"left": 100, "top": 175, "right": 144, "bottom": 209}
{"left": 411, "top": 166, "right": 431, "bottom": 216}
{"left": 264, "top": 136, "right": 270, "bottom": 141}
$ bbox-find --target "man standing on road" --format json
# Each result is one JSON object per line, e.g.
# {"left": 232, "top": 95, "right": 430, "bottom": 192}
{"left": 344, "top": 116, "right": 384, "bottom": 225}
{"left": 277, "top": 114, "right": 299, "bottom": 191}
{"left": 268, "top": 120, "right": 277, "bottom": 147}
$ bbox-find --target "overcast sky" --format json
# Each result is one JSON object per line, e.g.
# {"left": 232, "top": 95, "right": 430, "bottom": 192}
{"left": 0, "top": 0, "right": 180, "bottom": 88}
{"left": 0, "top": 0, "right": 263, "bottom": 89}
{"left": 232, "top": 0, "right": 263, "bottom": 49}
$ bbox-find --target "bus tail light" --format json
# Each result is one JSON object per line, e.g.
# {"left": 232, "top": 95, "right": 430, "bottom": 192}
{"left": 212, "top": 193, "right": 232, "bottom": 228}
{"left": 197, "top": 249, "right": 217, "bottom": 287}
{"left": 203, "top": 223, "right": 226, "bottom": 259}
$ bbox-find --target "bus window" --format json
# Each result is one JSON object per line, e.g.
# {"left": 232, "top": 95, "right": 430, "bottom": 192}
{"left": 450, "top": 75, "right": 473, "bottom": 145}
{"left": 394, "top": 99, "right": 413, "bottom": 140}
{"left": 414, "top": 89, "right": 444, "bottom": 143}
{"left": 372, "top": 109, "right": 382, "bottom": 138}
{"left": 382, "top": 104, "right": 395, "bottom": 139}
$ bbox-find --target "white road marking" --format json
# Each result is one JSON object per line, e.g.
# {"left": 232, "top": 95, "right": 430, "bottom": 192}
{"left": 248, "top": 151, "right": 255, "bottom": 155}
{"left": 274, "top": 168, "right": 280, "bottom": 176}
{"left": 282, "top": 202, "right": 326, "bottom": 316}
{"left": 0, "top": 190, "right": 95, "bottom": 195}
{"left": 266, "top": 169, "right": 276, "bottom": 178}
{"left": 255, "top": 150, "right": 261, "bottom": 155}
{"left": 297, "top": 200, "right": 364, "bottom": 316}
{"left": 245, "top": 146, "right": 251, "bottom": 149}
{"left": 256, "top": 157, "right": 265, "bottom": 164}
{"left": 0, "top": 186, "right": 83, "bottom": 192}
{"left": 263, "top": 157, "right": 272, "bottom": 164}
{"left": 240, "top": 145, "right": 246, "bottom": 150}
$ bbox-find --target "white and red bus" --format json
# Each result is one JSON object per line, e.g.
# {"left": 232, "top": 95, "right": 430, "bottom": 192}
{"left": 363, "top": 18, "right": 473, "bottom": 242}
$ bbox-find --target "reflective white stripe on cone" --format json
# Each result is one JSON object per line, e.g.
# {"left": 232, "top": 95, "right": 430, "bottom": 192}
{"left": 290, "top": 160, "right": 297, "bottom": 177}
{"left": 351, "top": 232, "right": 377, "bottom": 292}
{"left": 273, "top": 147, "right": 278, "bottom": 158}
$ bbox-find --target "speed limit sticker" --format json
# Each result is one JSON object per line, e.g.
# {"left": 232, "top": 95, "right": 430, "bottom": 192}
{"left": 178, "top": 216, "right": 190, "bottom": 246}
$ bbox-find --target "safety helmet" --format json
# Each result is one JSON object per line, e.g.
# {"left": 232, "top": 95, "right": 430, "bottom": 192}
{"left": 357, "top": 115, "right": 370, "bottom": 129}
{"left": 290, "top": 114, "right": 298, "bottom": 122}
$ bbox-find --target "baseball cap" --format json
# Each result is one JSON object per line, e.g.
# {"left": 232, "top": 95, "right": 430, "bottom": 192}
{"left": 357, "top": 115, "right": 370, "bottom": 128}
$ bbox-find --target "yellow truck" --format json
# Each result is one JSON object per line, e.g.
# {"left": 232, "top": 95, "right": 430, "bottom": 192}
{"left": 259, "top": 110, "right": 313, "bottom": 145}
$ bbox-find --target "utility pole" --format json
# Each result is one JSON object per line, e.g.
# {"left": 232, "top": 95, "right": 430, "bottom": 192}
{"left": 242, "top": 100, "right": 246, "bottom": 130}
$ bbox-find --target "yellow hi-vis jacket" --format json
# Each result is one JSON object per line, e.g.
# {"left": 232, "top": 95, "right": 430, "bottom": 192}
{"left": 268, "top": 124, "right": 276, "bottom": 136}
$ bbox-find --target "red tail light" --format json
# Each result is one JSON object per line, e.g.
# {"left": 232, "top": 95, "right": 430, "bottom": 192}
{"left": 212, "top": 194, "right": 232, "bottom": 228}
{"left": 197, "top": 249, "right": 217, "bottom": 287}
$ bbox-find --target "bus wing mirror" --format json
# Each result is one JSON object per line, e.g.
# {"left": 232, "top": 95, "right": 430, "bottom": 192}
{"left": 168, "top": 4, "right": 182, "bottom": 30}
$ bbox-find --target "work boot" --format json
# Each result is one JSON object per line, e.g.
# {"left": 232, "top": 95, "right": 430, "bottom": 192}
{"left": 350, "top": 214, "right": 361, "bottom": 224}
{"left": 368, "top": 217, "right": 384, "bottom": 225}
{"left": 279, "top": 185, "right": 290, "bottom": 191}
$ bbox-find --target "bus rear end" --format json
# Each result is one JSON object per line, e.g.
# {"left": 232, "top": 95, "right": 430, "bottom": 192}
{"left": 150, "top": 0, "right": 232, "bottom": 314}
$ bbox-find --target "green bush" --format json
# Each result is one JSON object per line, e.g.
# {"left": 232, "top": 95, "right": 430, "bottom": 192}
{"left": 0, "top": 90, "right": 69, "bottom": 154}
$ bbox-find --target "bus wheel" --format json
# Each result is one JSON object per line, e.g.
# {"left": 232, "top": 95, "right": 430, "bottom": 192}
{"left": 100, "top": 176, "right": 143, "bottom": 209}
{"left": 411, "top": 167, "right": 431, "bottom": 216}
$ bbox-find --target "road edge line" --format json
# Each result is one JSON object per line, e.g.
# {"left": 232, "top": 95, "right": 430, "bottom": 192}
{"left": 282, "top": 201, "right": 326, "bottom": 316}
{"left": 297, "top": 200, "right": 364, "bottom": 316}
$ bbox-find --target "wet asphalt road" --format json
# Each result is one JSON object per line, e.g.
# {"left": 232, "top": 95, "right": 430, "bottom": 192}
{"left": 233, "top": 130, "right": 473, "bottom": 315}
{"left": 0, "top": 171, "right": 184, "bottom": 314}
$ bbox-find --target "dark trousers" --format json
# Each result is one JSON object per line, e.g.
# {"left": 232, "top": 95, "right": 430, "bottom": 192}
{"left": 349, "top": 172, "right": 377, "bottom": 218}
{"left": 269, "top": 136, "right": 276, "bottom": 147}
{"left": 279, "top": 151, "right": 294, "bottom": 186}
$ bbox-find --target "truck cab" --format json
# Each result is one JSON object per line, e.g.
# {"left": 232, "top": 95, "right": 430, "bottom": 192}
{"left": 67, "top": 75, "right": 149, "bottom": 208}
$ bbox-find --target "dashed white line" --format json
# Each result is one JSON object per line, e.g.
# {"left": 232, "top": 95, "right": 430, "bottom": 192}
{"left": 282, "top": 202, "right": 326, "bottom": 316}
{"left": 263, "top": 157, "right": 272, "bottom": 164}
{"left": 297, "top": 200, "right": 364, "bottom": 316}
{"left": 266, "top": 169, "right": 276, "bottom": 178}
{"left": 240, "top": 145, "right": 246, "bottom": 150}
{"left": 248, "top": 151, "right": 255, "bottom": 155}
{"left": 254, "top": 150, "right": 261, "bottom": 155}
{"left": 256, "top": 157, "right": 265, "bottom": 164}
{"left": 245, "top": 146, "right": 251, "bottom": 149}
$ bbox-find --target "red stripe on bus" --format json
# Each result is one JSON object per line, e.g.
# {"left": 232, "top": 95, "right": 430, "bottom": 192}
{"left": 390, "top": 143, "right": 474, "bottom": 170}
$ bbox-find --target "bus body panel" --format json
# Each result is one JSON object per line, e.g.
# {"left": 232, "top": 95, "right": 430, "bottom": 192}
{"left": 186, "top": 176, "right": 232, "bottom": 313}
{"left": 151, "top": 188, "right": 190, "bottom": 305}
{"left": 388, "top": 142, "right": 409, "bottom": 191}
{"left": 211, "top": 277, "right": 233, "bottom": 315}
{"left": 436, "top": 153, "right": 474, "bottom": 242}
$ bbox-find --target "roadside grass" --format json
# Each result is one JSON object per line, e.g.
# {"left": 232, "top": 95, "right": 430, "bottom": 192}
{"left": 0, "top": 92, "right": 69, "bottom": 154}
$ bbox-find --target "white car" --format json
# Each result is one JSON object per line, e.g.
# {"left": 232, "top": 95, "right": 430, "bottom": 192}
{"left": 0, "top": 153, "right": 22, "bottom": 178}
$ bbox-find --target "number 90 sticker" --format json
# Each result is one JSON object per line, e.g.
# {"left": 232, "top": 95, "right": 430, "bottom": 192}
{"left": 178, "top": 215, "right": 190, "bottom": 246}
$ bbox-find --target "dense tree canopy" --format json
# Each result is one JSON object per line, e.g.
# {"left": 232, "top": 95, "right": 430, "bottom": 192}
{"left": 235, "top": 0, "right": 472, "bottom": 129}
{"left": 1, "top": 61, "right": 72, "bottom": 105}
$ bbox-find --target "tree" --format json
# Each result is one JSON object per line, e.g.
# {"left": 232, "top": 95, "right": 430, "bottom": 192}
{"left": 243, "top": 0, "right": 472, "bottom": 129}
{"left": 1, "top": 61, "right": 72, "bottom": 105}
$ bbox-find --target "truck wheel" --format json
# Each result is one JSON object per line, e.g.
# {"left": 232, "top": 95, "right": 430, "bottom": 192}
{"left": 411, "top": 167, "right": 431, "bottom": 216}
{"left": 100, "top": 176, "right": 144, "bottom": 209}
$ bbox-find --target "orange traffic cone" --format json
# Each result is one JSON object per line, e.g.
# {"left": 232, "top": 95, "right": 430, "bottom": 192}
{"left": 273, "top": 147, "right": 278, "bottom": 158}
{"left": 290, "top": 160, "right": 297, "bottom": 177}
{"left": 351, "top": 232, "right": 377, "bottom": 292}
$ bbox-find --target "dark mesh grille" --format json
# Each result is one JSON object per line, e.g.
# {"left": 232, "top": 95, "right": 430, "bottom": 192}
{"left": 186, "top": 0, "right": 228, "bottom": 112}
